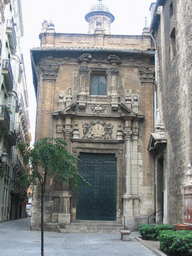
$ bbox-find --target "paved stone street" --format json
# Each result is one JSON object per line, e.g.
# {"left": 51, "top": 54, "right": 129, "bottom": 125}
{"left": 0, "top": 218, "right": 157, "bottom": 256}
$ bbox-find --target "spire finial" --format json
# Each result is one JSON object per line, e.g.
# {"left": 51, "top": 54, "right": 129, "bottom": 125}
{"left": 145, "top": 17, "right": 148, "bottom": 28}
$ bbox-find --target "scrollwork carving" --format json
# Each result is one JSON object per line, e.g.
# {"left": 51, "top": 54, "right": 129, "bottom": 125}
{"left": 78, "top": 53, "right": 92, "bottom": 63}
{"left": 41, "top": 64, "right": 59, "bottom": 79}
{"left": 110, "top": 67, "right": 119, "bottom": 75}
{"left": 79, "top": 65, "right": 88, "bottom": 74}
{"left": 83, "top": 120, "right": 113, "bottom": 140}
{"left": 107, "top": 55, "right": 121, "bottom": 64}
{"left": 138, "top": 66, "right": 155, "bottom": 82}
{"left": 91, "top": 104, "right": 107, "bottom": 113}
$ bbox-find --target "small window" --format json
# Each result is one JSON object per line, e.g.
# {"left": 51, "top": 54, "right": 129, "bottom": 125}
{"left": 170, "top": 28, "right": 176, "bottom": 59}
{"left": 90, "top": 75, "right": 106, "bottom": 95}
{"left": 170, "top": 2, "right": 173, "bottom": 17}
{"left": 91, "top": 22, "right": 94, "bottom": 34}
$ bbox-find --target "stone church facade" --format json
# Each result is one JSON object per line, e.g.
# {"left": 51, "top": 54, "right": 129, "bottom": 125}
{"left": 31, "top": 1, "right": 155, "bottom": 231}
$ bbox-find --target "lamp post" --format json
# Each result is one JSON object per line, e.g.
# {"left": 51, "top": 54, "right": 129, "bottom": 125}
{"left": 0, "top": 152, "right": 8, "bottom": 175}
{"left": 1, "top": 152, "right": 8, "bottom": 164}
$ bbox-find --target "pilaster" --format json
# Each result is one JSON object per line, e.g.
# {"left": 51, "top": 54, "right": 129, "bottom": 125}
{"left": 110, "top": 65, "right": 119, "bottom": 111}
{"left": 122, "top": 119, "right": 140, "bottom": 229}
{"left": 58, "top": 191, "right": 71, "bottom": 225}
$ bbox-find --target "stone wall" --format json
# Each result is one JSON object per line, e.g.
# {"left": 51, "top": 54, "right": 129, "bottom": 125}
{"left": 153, "top": 0, "right": 192, "bottom": 224}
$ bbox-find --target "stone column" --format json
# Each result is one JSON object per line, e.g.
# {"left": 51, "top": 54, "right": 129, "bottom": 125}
{"left": 110, "top": 66, "right": 119, "bottom": 111}
{"left": 122, "top": 120, "right": 133, "bottom": 225}
{"left": 132, "top": 121, "right": 139, "bottom": 195}
{"left": 124, "top": 120, "right": 132, "bottom": 195}
{"left": 63, "top": 117, "right": 72, "bottom": 151}
{"left": 184, "top": 163, "right": 192, "bottom": 224}
{"left": 58, "top": 191, "right": 71, "bottom": 225}
{"left": 78, "top": 63, "right": 88, "bottom": 109}
{"left": 123, "top": 120, "right": 140, "bottom": 229}
{"left": 66, "top": 88, "right": 73, "bottom": 106}
{"left": 57, "top": 91, "right": 65, "bottom": 110}
{"left": 30, "top": 184, "right": 41, "bottom": 230}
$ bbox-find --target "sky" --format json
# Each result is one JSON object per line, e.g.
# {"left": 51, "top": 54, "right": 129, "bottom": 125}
{"left": 20, "top": 0, "right": 154, "bottom": 143}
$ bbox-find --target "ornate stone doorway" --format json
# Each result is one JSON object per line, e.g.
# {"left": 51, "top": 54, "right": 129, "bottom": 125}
{"left": 76, "top": 153, "right": 117, "bottom": 221}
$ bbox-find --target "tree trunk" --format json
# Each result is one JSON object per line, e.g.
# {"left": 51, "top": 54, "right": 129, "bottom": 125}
{"left": 41, "top": 183, "right": 44, "bottom": 256}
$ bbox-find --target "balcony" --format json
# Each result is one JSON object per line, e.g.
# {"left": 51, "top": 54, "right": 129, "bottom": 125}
{"left": 0, "top": 105, "right": 10, "bottom": 130}
{"left": 19, "top": 95, "right": 29, "bottom": 139}
{"left": 11, "top": 155, "right": 26, "bottom": 195}
{"left": 5, "top": 129, "right": 17, "bottom": 146}
{"left": 6, "top": 19, "right": 17, "bottom": 54}
{"left": 16, "top": 123, "right": 24, "bottom": 143}
{"left": 11, "top": 179, "right": 26, "bottom": 196}
{"left": 13, "top": 155, "right": 25, "bottom": 174}
{"left": 2, "top": 59, "right": 14, "bottom": 91}
{"left": 0, "top": 39, "right": 2, "bottom": 57}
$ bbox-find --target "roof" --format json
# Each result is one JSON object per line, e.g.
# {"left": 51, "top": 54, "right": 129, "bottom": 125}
{"left": 31, "top": 46, "right": 154, "bottom": 98}
{"left": 150, "top": 0, "right": 166, "bottom": 31}
{"left": 31, "top": 46, "right": 154, "bottom": 55}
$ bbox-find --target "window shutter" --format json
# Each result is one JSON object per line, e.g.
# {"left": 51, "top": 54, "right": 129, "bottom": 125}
{"left": 91, "top": 75, "right": 106, "bottom": 95}
{"left": 98, "top": 75, "right": 106, "bottom": 95}
{"left": 91, "top": 75, "right": 99, "bottom": 95}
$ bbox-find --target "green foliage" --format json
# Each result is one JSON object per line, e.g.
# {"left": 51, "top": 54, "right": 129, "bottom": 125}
{"left": 156, "top": 224, "right": 175, "bottom": 239}
{"left": 158, "top": 230, "right": 192, "bottom": 256}
{"left": 138, "top": 224, "right": 158, "bottom": 240}
{"left": 17, "top": 142, "right": 28, "bottom": 153}
{"left": 138, "top": 224, "right": 175, "bottom": 241}
{"left": 18, "top": 137, "right": 89, "bottom": 190}
{"left": 17, "top": 171, "right": 36, "bottom": 189}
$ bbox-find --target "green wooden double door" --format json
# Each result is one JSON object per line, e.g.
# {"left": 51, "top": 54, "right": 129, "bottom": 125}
{"left": 76, "top": 153, "right": 117, "bottom": 221}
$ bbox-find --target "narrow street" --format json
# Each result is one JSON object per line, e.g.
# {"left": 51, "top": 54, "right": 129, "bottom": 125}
{"left": 0, "top": 218, "right": 157, "bottom": 256}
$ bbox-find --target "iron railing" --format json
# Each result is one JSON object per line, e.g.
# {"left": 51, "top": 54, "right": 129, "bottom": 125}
{"left": 2, "top": 59, "right": 14, "bottom": 90}
{"left": 117, "top": 209, "right": 125, "bottom": 230}
{"left": 148, "top": 208, "right": 163, "bottom": 224}
{"left": 0, "top": 105, "right": 10, "bottom": 129}
{"left": 6, "top": 18, "right": 17, "bottom": 50}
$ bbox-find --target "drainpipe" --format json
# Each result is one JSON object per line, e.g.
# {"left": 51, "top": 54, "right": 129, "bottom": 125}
{"left": 150, "top": 30, "right": 158, "bottom": 219}
{"left": 150, "top": 31, "right": 158, "bottom": 128}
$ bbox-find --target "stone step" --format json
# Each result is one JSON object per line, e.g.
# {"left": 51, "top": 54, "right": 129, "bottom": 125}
{"left": 59, "top": 220, "right": 123, "bottom": 233}
{"left": 46, "top": 222, "right": 59, "bottom": 232}
{"left": 70, "top": 220, "right": 121, "bottom": 226}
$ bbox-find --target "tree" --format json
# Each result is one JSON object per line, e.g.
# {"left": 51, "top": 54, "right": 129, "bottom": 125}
{"left": 18, "top": 137, "right": 87, "bottom": 256}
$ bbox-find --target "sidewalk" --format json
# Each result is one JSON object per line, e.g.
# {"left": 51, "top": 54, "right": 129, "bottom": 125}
{"left": 136, "top": 237, "right": 166, "bottom": 256}
{"left": 0, "top": 218, "right": 165, "bottom": 256}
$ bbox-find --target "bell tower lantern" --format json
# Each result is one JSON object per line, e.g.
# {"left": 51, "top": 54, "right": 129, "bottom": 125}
{"left": 85, "top": 0, "right": 115, "bottom": 34}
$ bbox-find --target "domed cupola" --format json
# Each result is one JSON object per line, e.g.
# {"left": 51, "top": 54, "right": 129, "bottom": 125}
{"left": 85, "top": 0, "right": 115, "bottom": 34}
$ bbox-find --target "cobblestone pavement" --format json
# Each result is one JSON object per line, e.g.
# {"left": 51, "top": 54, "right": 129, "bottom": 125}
{"left": 0, "top": 218, "right": 157, "bottom": 256}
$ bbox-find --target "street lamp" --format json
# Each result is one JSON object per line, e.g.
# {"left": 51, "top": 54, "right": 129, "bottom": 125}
{"left": 0, "top": 152, "right": 8, "bottom": 175}
{"left": 1, "top": 152, "right": 8, "bottom": 163}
